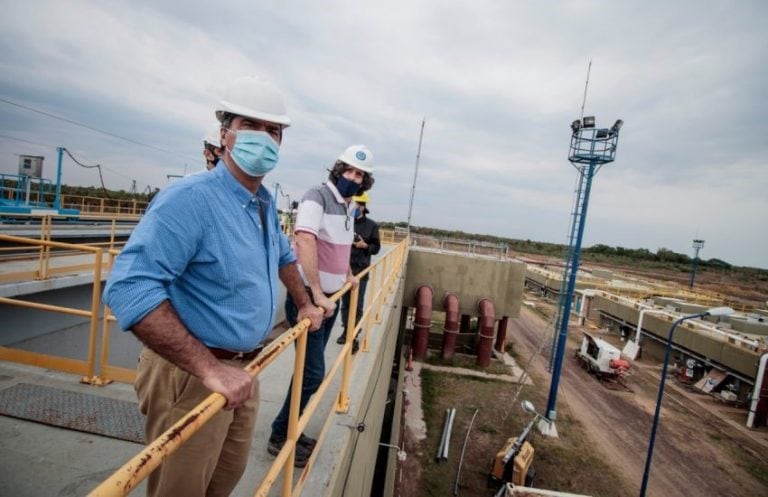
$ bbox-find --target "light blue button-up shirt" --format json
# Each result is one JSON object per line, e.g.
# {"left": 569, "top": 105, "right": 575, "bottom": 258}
{"left": 103, "top": 163, "right": 295, "bottom": 351}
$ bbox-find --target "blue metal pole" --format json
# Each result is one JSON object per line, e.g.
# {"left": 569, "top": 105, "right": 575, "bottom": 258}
{"left": 689, "top": 256, "right": 699, "bottom": 289}
{"left": 639, "top": 312, "right": 708, "bottom": 496}
{"left": 545, "top": 161, "right": 596, "bottom": 421}
{"left": 54, "top": 147, "right": 63, "bottom": 210}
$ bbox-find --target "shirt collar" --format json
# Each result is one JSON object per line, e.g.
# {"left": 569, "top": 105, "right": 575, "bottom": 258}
{"left": 216, "top": 162, "right": 273, "bottom": 205}
{"left": 325, "top": 180, "right": 346, "bottom": 205}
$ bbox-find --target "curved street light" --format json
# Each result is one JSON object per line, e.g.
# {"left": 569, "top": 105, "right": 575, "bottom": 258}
{"left": 639, "top": 306, "right": 734, "bottom": 496}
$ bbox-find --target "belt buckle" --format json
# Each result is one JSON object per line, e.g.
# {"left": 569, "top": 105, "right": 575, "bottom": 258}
{"left": 233, "top": 351, "right": 246, "bottom": 360}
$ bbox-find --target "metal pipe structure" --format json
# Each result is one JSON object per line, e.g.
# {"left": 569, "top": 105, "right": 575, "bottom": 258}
{"left": 442, "top": 293, "right": 460, "bottom": 359}
{"left": 621, "top": 308, "right": 677, "bottom": 361}
{"left": 442, "top": 407, "right": 457, "bottom": 461}
{"left": 454, "top": 408, "right": 479, "bottom": 496}
{"left": 54, "top": 147, "right": 63, "bottom": 210}
{"left": 413, "top": 285, "right": 433, "bottom": 358}
{"left": 747, "top": 353, "right": 768, "bottom": 428}
{"left": 494, "top": 316, "right": 509, "bottom": 353}
{"left": 477, "top": 298, "right": 495, "bottom": 367}
{"left": 436, "top": 408, "right": 452, "bottom": 461}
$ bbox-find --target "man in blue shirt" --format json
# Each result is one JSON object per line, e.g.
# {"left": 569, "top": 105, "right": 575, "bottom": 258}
{"left": 104, "top": 75, "right": 323, "bottom": 497}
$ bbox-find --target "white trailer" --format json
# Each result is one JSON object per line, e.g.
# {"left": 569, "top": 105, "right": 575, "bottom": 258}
{"left": 575, "top": 332, "right": 630, "bottom": 382}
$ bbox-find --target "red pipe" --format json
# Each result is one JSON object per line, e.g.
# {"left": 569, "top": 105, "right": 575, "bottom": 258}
{"left": 441, "top": 293, "right": 460, "bottom": 359}
{"left": 476, "top": 298, "right": 495, "bottom": 367}
{"left": 494, "top": 316, "right": 509, "bottom": 353}
{"left": 412, "top": 285, "right": 433, "bottom": 358}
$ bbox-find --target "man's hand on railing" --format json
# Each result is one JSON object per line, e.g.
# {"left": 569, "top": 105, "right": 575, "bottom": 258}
{"left": 201, "top": 363, "right": 255, "bottom": 410}
{"left": 346, "top": 274, "right": 360, "bottom": 288}
{"left": 312, "top": 291, "right": 336, "bottom": 319}
{"left": 297, "top": 302, "right": 324, "bottom": 331}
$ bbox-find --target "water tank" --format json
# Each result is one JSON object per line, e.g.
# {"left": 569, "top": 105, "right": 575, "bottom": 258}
{"left": 18, "top": 155, "right": 44, "bottom": 178}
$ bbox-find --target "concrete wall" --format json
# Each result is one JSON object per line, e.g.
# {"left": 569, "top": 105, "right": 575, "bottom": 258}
{"left": 0, "top": 285, "right": 98, "bottom": 346}
{"left": 327, "top": 271, "right": 405, "bottom": 497}
{"left": 593, "top": 295, "right": 761, "bottom": 379}
{"left": 729, "top": 317, "right": 768, "bottom": 336}
{"left": 403, "top": 248, "right": 525, "bottom": 318}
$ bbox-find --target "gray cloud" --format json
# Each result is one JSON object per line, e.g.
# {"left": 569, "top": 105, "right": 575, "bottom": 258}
{"left": 0, "top": 0, "right": 766, "bottom": 268}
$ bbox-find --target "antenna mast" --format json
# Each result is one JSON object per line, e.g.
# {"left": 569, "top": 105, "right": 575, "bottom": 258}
{"left": 407, "top": 118, "right": 425, "bottom": 231}
{"left": 579, "top": 59, "right": 592, "bottom": 122}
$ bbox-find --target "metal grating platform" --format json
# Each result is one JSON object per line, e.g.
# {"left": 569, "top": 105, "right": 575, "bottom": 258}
{"left": 0, "top": 382, "right": 144, "bottom": 444}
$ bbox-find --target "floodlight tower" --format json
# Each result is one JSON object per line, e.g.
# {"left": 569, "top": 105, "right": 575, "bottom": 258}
{"left": 542, "top": 115, "right": 623, "bottom": 436}
{"left": 689, "top": 239, "right": 705, "bottom": 289}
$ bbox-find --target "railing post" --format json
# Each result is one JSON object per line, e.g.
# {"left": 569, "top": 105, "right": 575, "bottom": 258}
{"left": 282, "top": 329, "right": 308, "bottom": 496}
{"left": 372, "top": 264, "right": 382, "bottom": 324}
{"left": 82, "top": 249, "right": 107, "bottom": 384}
{"left": 336, "top": 284, "right": 359, "bottom": 413}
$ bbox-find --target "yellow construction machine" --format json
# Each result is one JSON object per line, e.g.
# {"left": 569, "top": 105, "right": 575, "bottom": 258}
{"left": 488, "top": 400, "right": 545, "bottom": 490}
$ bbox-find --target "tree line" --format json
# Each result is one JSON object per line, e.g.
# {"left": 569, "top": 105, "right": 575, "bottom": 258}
{"left": 381, "top": 221, "right": 767, "bottom": 277}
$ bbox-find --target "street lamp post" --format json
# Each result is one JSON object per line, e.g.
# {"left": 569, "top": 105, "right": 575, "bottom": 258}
{"left": 639, "top": 306, "right": 734, "bottom": 496}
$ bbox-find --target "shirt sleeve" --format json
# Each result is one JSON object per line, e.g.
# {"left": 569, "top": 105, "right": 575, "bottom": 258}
{"left": 103, "top": 187, "right": 205, "bottom": 330}
{"left": 294, "top": 188, "right": 325, "bottom": 236}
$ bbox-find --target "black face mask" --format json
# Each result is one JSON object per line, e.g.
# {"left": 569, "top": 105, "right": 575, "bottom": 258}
{"left": 336, "top": 176, "right": 362, "bottom": 197}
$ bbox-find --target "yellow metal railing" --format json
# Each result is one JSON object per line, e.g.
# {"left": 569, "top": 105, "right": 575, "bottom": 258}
{"left": 0, "top": 216, "right": 131, "bottom": 283}
{"left": 85, "top": 237, "right": 409, "bottom": 497}
{"left": 0, "top": 234, "right": 108, "bottom": 384}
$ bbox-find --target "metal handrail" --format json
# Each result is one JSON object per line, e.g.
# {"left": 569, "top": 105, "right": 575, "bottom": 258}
{"left": 0, "top": 234, "right": 106, "bottom": 383}
{"left": 88, "top": 237, "right": 409, "bottom": 497}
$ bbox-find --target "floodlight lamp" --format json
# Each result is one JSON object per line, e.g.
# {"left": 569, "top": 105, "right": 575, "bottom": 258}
{"left": 705, "top": 306, "right": 734, "bottom": 317}
{"left": 521, "top": 400, "right": 537, "bottom": 414}
{"left": 570, "top": 119, "right": 581, "bottom": 134}
{"left": 611, "top": 119, "right": 624, "bottom": 132}
{"left": 596, "top": 129, "right": 609, "bottom": 139}
{"left": 582, "top": 116, "right": 596, "bottom": 128}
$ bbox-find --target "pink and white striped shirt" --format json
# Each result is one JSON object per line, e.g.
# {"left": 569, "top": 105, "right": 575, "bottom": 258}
{"left": 294, "top": 181, "right": 355, "bottom": 293}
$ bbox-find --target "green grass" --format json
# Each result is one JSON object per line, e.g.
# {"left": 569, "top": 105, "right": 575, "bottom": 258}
{"left": 414, "top": 368, "right": 634, "bottom": 497}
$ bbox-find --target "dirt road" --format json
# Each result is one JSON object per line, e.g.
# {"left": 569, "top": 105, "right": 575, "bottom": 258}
{"left": 510, "top": 304, "right": 768, "bottom": 497}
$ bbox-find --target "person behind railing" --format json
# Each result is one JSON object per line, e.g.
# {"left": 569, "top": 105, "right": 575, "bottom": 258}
{"left": 336, "top": 191, "right": 380, "bottom": 353}
{"left": 203, "top": 122, "right": 223, "bottom": 171}
{"left": 268, "top": 144, "right": 375, "bottom": 467}
{"left": 103, "top": 75, "right": 323, "bottom": 497}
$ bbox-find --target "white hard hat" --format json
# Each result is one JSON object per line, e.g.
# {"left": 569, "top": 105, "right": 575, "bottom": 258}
{"left": 215, "top": 76, "right": 291, "bottom": 127}
{"left": 203, "top": 122, "right": 221, "bottom": 147}
{"left": 338, "top": 145, "right": 374, "bottom": 174}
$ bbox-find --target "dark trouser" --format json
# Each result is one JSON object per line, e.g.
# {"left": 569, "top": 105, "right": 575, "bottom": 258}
{"left": 340, "top": 274, "right": 369, "bottom": 337}
{"left": 271, "top": 290, "right": 341, "bottom": 438}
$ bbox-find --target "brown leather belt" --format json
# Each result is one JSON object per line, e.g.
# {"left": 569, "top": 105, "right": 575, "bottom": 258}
{"left": 208, "top": 345, "right": 264, "bottom": 361}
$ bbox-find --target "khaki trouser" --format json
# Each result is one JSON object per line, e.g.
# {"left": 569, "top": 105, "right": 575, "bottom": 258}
{"left": 135, "top": 348, "right": 259, "bottom": 497}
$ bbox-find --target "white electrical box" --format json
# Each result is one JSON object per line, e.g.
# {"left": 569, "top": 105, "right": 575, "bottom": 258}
{"left": 18, "top": 155, "right": 44, "bottom": 178}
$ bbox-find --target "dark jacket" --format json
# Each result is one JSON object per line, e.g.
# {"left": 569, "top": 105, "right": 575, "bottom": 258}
{"left": 350, "top": 215, "right": 380, "bottom": 273}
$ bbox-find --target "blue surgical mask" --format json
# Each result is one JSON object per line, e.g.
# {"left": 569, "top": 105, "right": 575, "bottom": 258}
{"left": 336, "top": 175, "right": 361, "bottom": 197}
{"left": 227, "top": 130, "right": 280, "bottom": 177}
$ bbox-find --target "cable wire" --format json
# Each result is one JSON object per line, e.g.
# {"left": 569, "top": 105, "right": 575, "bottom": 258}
{"left": 62, "top": 148, "right": 111, "bottom": 199}
{"left": 0, "top": 96, "right": 202, "bottom": 163}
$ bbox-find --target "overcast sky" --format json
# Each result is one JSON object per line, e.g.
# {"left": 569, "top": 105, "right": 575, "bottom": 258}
{"left": 1, "top": 1, "right": 766, "bottom": 269}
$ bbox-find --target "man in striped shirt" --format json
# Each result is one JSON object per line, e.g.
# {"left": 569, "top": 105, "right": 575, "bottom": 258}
{"left": 268, "top": 145, "right": 375, "bottom": 466}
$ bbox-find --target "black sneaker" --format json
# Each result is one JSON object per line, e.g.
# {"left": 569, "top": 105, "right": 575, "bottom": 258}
{"left": 267, "top": 433, "right": 313, "bottom": 467}
{"left": 298, "top": 433, "right": 317, "bottom": 451}
{"left": 352, "top": 338, "right": 360, "bottom": 354}
{"left": 336, "top": 334, "right": 346, "bottom": 345}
